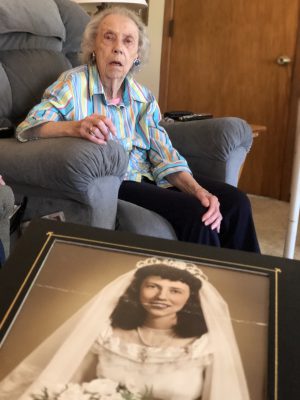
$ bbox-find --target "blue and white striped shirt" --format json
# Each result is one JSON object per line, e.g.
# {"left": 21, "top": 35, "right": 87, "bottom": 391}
{"left": 17, "top": 64, "right": 191, "bottom": 187}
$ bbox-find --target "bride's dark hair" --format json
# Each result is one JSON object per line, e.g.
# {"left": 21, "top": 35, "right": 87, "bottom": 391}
{"left": 110, "top": 264, "right": 208, "bottom": 338}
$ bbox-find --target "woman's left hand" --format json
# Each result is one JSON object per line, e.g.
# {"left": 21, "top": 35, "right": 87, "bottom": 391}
{"left": 0, "top": 175, "right": 5, "bottom": 186}
{"left": 166, "top": 171, "right": 222, "bottom": 233}
{"left": 194, "top": 187, "right": 222, "bottom": 233}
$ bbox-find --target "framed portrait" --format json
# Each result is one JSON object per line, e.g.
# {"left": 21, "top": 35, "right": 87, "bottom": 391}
{"left": 0, "top": 219, "right": 299, "bottom": 400}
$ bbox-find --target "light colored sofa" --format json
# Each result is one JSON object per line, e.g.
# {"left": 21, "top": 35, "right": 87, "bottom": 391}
{"left": 0, "top": 0, "right": 253, "bottom": 244}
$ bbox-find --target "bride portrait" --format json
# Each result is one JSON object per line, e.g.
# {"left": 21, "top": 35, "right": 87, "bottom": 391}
{"left": 0, "top": 256, "right": 250, "bottom": 400}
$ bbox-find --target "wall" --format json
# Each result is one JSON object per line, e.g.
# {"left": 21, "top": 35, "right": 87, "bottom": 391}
{"left": 135, "top": 0, "right": 165, "bottom": 98}
{"left": 78, "top": 1, "right": 165, "bottom": 99}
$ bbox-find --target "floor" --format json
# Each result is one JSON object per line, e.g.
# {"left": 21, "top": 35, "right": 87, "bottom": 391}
{"left": 249, "top": 194, "right": 300, "bottom": 260}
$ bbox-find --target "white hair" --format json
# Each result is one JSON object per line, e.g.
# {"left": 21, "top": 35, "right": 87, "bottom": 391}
{"left": 80, "top": 6, "right": 150, "bottom": 74}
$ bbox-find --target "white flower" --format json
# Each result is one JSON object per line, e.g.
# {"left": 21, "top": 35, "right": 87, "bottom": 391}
{"left": 82, "top": 378, "right": 119, "bottom": 395}
{"left": 59, "top": 383, "right": 84, "bottom": 400}
{"left": 44, "top": 383, "right": 66, "bottom": 397}
{"left": 124, "top": 381, "right": 142, "bottom": 397}
{"left": 100, "top": 394, "right": 124, "bottom": 400}
{"left": 30, "top": 377, "right": 147, "bottom": 400}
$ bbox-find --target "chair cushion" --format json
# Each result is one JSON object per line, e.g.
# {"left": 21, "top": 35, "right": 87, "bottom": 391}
{"left": 0, "top": 0, "right": 89, "bottom": 123}
{"left": 0, "top": 0, "right": 65, "bottom": 40}
{"left": 0, "top": 50, "right": 71, "bottom": 122}
{"left": 0, "top": 33, "right": 64, "bottom": 52}
{"left": 54, "top": 0, "right": 90, "bottom": 56}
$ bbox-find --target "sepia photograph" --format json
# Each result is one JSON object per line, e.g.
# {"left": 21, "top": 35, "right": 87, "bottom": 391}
{"left": 0, "top": 221, "right": 273, "bottom": 400}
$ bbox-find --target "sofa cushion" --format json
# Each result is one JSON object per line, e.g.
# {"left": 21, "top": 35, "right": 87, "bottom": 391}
{"left": 0, "top": 0, "right": 89, "bottom": 123}
{"left": 0, "top": 0, "right": 65, "bottom": 40}
{"left": 0, "top": 33, "right": 64, "bottom": 52}
{"left": 0, "top": 50, "right": 71, "bottom": 121}
{"left": 54, "top": 0, "right": 90, "bottom": 55}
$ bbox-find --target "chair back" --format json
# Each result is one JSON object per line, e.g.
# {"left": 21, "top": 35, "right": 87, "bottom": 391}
{"left": 0, "top": 0, "right": 89, "bottom": 128}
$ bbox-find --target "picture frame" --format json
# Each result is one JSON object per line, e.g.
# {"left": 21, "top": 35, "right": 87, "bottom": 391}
{"left": 0, "top": 218, "right": 300, "bottom": 400}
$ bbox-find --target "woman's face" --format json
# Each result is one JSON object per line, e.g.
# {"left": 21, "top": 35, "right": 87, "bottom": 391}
{"left": 139, "top": 276, "right": 191, "bottom": 318}
{"left": 94, "top": 13, "right": 139, "bottom": 84}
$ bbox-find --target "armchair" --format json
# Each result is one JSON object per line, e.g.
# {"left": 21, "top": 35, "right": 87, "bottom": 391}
{"left": 0, "top": 0, "right": 253, "bottom": 243}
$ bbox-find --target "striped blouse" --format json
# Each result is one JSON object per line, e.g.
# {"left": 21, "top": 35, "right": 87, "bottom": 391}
{"left": 16, "top": 64, "right": 191, "bottom": 187}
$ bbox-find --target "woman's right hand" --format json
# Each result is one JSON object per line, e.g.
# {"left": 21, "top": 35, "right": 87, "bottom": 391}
{"left": 76, "top": 114, "right": 117, "bottom": 145}
{"left": 21, "top": 115, "right": 117, "bottom": 144}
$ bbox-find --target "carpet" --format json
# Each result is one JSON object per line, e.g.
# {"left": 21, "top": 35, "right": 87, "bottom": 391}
{"left": 249, "top": 194, "right": 300, "bottom": 260}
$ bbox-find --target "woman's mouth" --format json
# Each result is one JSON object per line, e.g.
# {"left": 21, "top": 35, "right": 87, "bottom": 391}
{"left": 110, "top": 61, "right": 123, "bottom": 67}
{"left": 149, "top": 302, "right": 169, "bottom": 309}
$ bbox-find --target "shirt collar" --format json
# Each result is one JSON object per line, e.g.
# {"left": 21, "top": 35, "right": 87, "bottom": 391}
{"left": 88, "top": 63, "right": 148, "bottom": 106}
{"left": 124, "top": 75, "right": 148, "bottom": 105}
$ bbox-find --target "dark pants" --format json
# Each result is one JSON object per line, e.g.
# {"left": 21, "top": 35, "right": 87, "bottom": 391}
{"left": 118, "top": 176, "right": 260, "bottom": 253}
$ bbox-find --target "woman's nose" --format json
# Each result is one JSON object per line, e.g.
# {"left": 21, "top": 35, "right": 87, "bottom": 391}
{"left": 113, "top": 38, "right": 123, "bottom": 54}
{"left": 157, "top": 288, "right": 168, "bottom": 299}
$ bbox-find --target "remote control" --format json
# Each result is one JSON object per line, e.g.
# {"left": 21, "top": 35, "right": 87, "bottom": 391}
{"left": 164, "top": 111, "right": 193, "bottom": 120}
{"left": 178, "top": 113, "right": 213, "bottom": 122}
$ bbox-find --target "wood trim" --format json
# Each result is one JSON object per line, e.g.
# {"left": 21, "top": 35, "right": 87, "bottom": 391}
{"left": 280, "top": 5, "right": 300, "bottom": 200}
{"left": 158, "top": 0, "right": 174, "bottom": 113}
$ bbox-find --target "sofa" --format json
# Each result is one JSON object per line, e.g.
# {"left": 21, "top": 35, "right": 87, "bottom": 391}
{"left": 0, "top": 0, "right": 253, "bottom": 247}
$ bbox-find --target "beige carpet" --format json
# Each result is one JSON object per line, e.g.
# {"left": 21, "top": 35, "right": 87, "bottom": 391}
{"left": 249, "top": 194, "right": 300, "bottom": 259}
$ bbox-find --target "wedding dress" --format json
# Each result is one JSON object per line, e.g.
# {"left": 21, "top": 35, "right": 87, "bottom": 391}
{"left": 89, "top": 326, "right": 212, "bottom": 400}
{"left": 0, "top": 260, "right": 250, "bottom": 400}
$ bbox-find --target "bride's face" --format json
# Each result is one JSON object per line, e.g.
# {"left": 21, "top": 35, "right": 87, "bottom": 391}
{"left": 139, "top": 275, "right": 190, "bottom": 318}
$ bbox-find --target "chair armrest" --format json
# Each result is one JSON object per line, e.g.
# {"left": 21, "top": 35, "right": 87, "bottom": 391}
{"left": 0, "top": 185, "right": 15, "bottom": 259}
{"left": 0, "top": 138, "right": 128, "bottom": 203}
{"left": 0, "top": 185, "right": 14, "bottom": 219}
{"left": 162, "top": 117, "right": 253, "bottom": 186}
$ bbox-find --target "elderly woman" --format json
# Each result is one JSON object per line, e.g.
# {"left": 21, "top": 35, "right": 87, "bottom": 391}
{"left": 16, "top": 6, "right": 259, "bottom": 252}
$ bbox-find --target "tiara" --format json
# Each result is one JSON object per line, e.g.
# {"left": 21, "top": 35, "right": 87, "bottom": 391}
{"left": 135, "top": 257, "right": 207, "bottom": 282}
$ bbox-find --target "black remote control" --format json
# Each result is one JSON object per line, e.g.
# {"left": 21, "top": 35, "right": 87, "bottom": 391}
{"left": 164, "top": 111, "right": 193, "bottom": 120}
{"left": 178, "top": 113, "right": 213, "bottom": 122}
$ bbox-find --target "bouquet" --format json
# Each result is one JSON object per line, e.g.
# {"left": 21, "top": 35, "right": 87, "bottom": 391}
{"left": 30, "top": 378, "right": 155, "bottom": 400}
